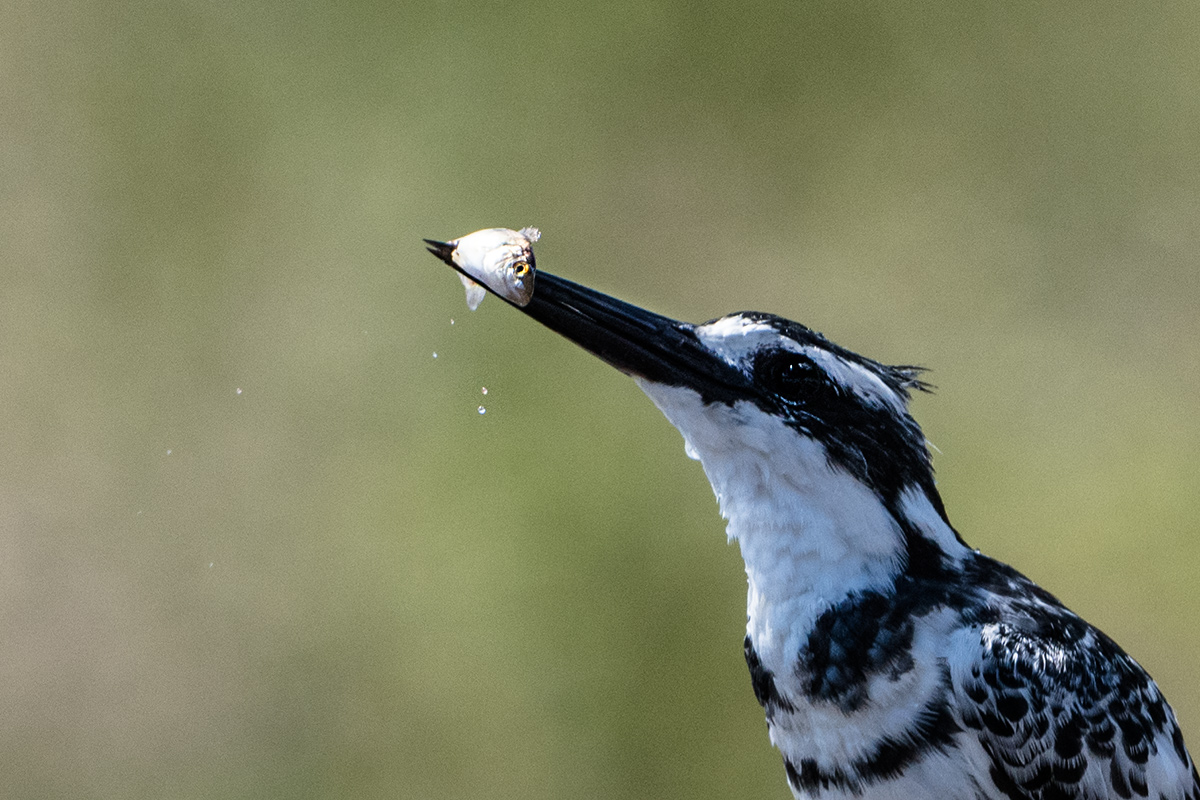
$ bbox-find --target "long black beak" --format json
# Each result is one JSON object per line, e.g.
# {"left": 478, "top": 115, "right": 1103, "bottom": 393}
{"left": 424, "top": 239, "right": 751, "bottom": 404}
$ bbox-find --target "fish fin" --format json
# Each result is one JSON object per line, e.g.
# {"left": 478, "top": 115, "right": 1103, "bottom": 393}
{"left": 459, "top": 274, "right": 487, "bottom": 311}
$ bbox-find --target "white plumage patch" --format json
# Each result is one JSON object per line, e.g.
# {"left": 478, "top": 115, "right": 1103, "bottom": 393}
{"left": 633, "top": 378, "right": 910, "bottom": 651}
{"left": 898, "top": 486, "right": 966, "bottom": 563}
{"left": 799, "top": 347, "right": 908, "bottom": 414}
{"left": 693, "top": 315, "right": 778, "bottom": 362}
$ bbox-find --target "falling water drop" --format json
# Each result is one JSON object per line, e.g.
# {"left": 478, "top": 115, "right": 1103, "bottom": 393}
{"left": 432, "top": 352, "right": 438, "bottom": 359}
{"left": 477, "top": 406, "right": 486, "bottom": 415}
{"left": 481, "top": 387, "right": 488, "bottom": 395}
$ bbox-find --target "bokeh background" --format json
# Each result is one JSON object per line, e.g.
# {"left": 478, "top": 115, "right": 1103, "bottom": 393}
{"left": 3, "top": 1, "right": 1198, "bottom": 797}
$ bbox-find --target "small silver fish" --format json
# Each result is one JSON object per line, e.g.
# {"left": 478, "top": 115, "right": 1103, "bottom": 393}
{"left": 424, "top": 227, "right": 540, "bottom": 310}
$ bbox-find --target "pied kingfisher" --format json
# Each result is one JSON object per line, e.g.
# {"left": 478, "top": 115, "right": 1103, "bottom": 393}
{"left": 425, "top": 241, "right": 1199, "bottom": 800}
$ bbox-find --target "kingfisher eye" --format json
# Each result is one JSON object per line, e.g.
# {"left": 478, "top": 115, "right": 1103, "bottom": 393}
{"left": 759, "top": 352, "right": 823, "bottom": 399}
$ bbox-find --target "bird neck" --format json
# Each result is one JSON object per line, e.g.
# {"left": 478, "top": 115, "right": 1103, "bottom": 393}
{"left": 692, "top": 428, "right": 967, "bottom": 658}
{"left": 631, "top": 379, "right": 965, "bottom": 634}
{"left": 716, "top": 447, "right": 905, "bottom": 640}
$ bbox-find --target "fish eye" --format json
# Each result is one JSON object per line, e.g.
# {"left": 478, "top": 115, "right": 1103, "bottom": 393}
{"left": 512, "top": 261, "right": 529, "bottom": 277}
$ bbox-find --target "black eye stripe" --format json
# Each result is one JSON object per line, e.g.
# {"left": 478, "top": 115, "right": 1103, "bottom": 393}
{"left": 756, "top": 350, "right": 829, "bottom": 399}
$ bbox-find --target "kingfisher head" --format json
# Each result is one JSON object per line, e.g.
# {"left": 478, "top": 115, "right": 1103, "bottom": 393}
{"left": 679, "top": 312, "right": 934, "bottom": 505}
{"left": 426, "top": 249, "right": 964, "bottom": 572}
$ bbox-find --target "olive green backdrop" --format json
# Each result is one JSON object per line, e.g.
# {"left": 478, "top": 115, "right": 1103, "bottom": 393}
{"left": 2, "top": 1, "right": 1197, "bottom": 798}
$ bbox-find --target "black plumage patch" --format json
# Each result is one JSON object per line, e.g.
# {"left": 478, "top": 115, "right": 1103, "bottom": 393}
{"left": 744, "top": 635, "right": 793, "bottom": 717}
{"left": 797, "top": 590, "right": 917, "bottom": 712}
{"left": 855, "top": 676, "right": 962, "bottom": 782}
{"left": 794, "top": 538, "right": 977, "bottom": 711}
{"left": 782, "top": 678, "right": 962, "bottom": 795}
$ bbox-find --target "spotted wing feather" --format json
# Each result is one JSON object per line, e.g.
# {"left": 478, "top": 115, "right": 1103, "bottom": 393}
{"left": 958, "top": 619, "right": 1199, "bottom": 800}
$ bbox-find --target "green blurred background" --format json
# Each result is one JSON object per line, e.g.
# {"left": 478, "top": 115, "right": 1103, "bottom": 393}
{"left": 3, "top": 1, "right": 1198, "bottom": 797}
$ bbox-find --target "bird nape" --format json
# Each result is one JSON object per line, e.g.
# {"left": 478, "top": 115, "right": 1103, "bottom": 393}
{"left": 425, "top": 237, "right": 1200, "bottom": 800}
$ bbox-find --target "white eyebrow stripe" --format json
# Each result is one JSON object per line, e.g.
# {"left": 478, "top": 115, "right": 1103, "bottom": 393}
{"left": 800, "top": 347, "right": 906, "bottom": 412}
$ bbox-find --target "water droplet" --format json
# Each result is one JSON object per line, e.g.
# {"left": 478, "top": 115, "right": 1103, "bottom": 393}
{"left": 683, "top": 440, "right": 700, "bottom": 461}
{"left": 477, "top": 406, "right": 486, "bottom": 415}
{"left": 166, "top": 449, "right": 173, "bottom": 455}
{"left": 432, "top": 352, "right": 438, "bottom": 359}
{"left": 450, "top": 318, "right": 455, "bottom": 325}
{"left": 235, "top": 387, "right": 242, "bottom": 395}
{"left": 208, "top": 562, "right": 214, "bottom": 568}
{"left": 481, "top": 387, "right": 488, "bottom": 395}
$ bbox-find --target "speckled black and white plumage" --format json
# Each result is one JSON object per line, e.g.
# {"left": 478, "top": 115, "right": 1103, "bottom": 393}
{"left": 632, "top": 312, "right": 1198, "bottom": 800}
{"left": 742, "top": 547, "right": 1199, "bottom": 800}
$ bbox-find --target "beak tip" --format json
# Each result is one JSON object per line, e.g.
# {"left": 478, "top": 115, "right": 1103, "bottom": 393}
{"left": 423, "top": 238, "right": 456, "bottom": 264}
